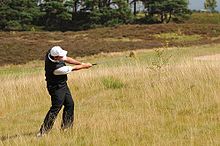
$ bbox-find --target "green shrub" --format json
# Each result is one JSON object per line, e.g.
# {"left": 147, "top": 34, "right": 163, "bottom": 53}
{"left": 5, "top": 21, "right": 22, "bottom": 30}
{"left": 101, "top": 76, "right": 124, "bottom": 89}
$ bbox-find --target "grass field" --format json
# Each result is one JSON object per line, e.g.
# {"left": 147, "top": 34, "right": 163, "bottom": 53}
{"left": 0, "top": 43, "right": 220, "bottom": 145}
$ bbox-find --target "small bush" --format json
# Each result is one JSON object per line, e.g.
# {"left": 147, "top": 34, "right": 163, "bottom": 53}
{"left": 101, "top": 76, "right": 124, "bottom": 89}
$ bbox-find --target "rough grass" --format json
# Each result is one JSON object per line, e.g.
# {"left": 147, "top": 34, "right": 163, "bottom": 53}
{"left": 187, "top": 13, "right": 220, "bottom": 24}
{"left": 0, "top": 44, "right": 220, "bottom": 145}
{"left": 153, "top": 33, "right": 201, "bottom": 43}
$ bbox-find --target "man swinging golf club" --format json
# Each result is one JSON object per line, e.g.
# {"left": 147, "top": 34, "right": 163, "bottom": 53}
{"left": 37, "top": 46, "right": 92, "bottom": 137}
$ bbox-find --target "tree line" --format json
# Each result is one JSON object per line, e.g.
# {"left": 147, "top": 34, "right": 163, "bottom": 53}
{"left": 0, "top": 0, "right": 197, "bottom": 31}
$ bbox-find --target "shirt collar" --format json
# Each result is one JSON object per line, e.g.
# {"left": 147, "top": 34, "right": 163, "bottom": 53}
{"left": 48, "top": 53, "right": 59, "bottom": 63}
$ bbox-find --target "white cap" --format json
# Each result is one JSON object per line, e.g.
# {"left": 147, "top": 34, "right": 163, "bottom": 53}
{"left": 50, "top": 46, "right": 67, "bottom": 57}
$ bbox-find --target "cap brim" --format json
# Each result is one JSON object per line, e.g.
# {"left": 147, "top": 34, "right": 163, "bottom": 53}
{"left": 60, "top": 50, "right": 67, "bottom": 57}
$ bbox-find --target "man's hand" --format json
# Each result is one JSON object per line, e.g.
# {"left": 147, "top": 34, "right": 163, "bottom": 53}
{"left": 81, "top": 63, "right": 92, "bottom": 69}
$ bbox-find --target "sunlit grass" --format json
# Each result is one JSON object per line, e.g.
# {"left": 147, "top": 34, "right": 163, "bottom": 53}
{"left": 103, "top": 37, "right": 143, "bottom": 42}
{"left": 153, "top": 32, "right": 201, "bottom": 42}
{"left": 188, "top": 13, "right": 220, "bottom": 24}
{"left": 0, "top": 44, "right": 220, "bottom": 145}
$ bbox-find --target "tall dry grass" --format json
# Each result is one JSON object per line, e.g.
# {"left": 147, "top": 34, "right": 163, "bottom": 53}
{"left": 0, "top": 50, "right": 220, "bottom": 146}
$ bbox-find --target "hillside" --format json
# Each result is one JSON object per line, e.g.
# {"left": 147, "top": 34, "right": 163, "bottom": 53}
{"left": 1, "top": 21, "right": 220, "bottom": 65}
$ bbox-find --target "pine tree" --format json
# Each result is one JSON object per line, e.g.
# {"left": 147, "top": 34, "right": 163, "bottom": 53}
{"left": 145, "top": 0, "right": 190, "bottom": 23}
{"left": 204, "top": 0, "right": 217, "bottom": 12}
{"left": 40, "top": 0, "right": 72, "bottom": 30}
{"left": 0, "top": 0, "right": 42, "bottom": 30}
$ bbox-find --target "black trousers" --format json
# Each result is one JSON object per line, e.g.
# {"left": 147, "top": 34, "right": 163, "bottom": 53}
{"left": 40, "top": 83, "right": 74, "bottom": 134}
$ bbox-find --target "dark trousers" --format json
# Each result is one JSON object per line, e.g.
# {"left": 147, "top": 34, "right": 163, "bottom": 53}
{"left": 40, "top": 83, "right": 74, "bottom": 134}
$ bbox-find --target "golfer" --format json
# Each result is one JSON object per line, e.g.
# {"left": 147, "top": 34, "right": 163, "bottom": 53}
{"left": 37, "top": 46, "right": 92, "bottom": 137}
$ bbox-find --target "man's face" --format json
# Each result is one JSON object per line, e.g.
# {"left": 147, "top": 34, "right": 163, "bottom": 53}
{"left": 54, "top": 56, "right": 64, "bottom": 61}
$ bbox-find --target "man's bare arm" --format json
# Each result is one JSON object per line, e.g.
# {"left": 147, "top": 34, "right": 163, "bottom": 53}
{"left": 64, "top": 57, "right": 82, "bottom": 65}
{"left": 72, "top": 63, "right": 92, "bottom": 71}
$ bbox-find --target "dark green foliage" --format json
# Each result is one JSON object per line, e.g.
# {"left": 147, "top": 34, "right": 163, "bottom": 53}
{"left": 89, "top": 4, "right": 133, "bottom": 26}
{"left": 73, "top": 0, "right": 133, "bottom": 28}
{"left": 40, "top": 0, "right": 72, "bottom": 30}
{"left": 0, "top": 0, "right": 192, "bottom": 31}
{"left": 143, "top": 0, "right": 191, "bottom": 23}
{"left": 0, "top": 0, "right": 42, "bottom": 30}
{"left": 204, "top": 0, "right": 217, "bottom": 12}
{"left": 71, "top": 12, "right": 92, "bottom": 30}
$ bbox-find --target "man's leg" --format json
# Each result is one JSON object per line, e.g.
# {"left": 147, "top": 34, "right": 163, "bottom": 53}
{"left": 61, "top": 86, "right": 74, "bottom": 130}
{"left": 39, "top": 86, "right": 66, "bottom": 135}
